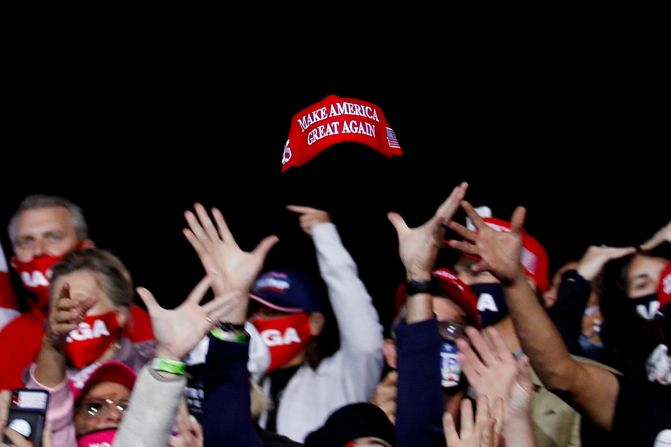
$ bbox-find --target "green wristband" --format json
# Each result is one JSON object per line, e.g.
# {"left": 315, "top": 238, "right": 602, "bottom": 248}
{"left": 152, "top": 358, "right": 186, "bottom": 375}
{"left": 210, "top": 327, "right": 249, "bottom": 343}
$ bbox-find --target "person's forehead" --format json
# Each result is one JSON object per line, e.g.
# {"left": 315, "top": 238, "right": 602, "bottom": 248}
{"left": 432, "top": 296, "right": 466, "bottom": 322}
{"left": 629, "top": 255, "right": 666, "bottom": 279}
{"left": 16, "top": 206, "right": 74, "bottom": 235}
{"left": 86, "top": 381, "right": 130, "bottom": 399}
{"left": 53, "top": 270, "right": 99, "bottom": 290}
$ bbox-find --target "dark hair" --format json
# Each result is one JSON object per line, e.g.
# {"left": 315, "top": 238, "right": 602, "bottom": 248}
{"left": 50, "top": 248, "right": 133, "bottom": 308}
{"left": 598, "top": 254, "right": 667, "bottom": 377}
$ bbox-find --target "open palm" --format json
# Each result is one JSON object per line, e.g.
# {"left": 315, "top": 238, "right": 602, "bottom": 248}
{"left": 184, "top": 203, "right": 278, "bottom": 296}
{"left": 137, "top": 277, "right": 240, "bottom": 360}
{"left": 449, "top": 203, "right": 526, "bottom": 284}
{"left": 388, "top": 182, "right": 468, "bottom": 278}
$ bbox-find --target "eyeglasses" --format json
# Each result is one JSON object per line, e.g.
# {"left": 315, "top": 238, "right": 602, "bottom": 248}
{"left": 78, "top": 398, "right": 129, "bottom": 417}
{"left": 438, "top": 320, "right": 465, "bottom": 341}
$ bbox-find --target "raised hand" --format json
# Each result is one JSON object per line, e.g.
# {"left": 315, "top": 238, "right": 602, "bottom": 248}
{"left": 457, "top": 326, "right": 516, "bottom": 444}
{"left": 46, "top": 283, "right": 96, "bottom": 343}
{"left": 370, "top": 371, "right": 398, "bottom": 424}
{"left": 286, "top": 205, "right": 331, "bottom": 236}
{"left": 448, "top": 202, "right": 526, "bottom": 285}
{"left": 457, "top": 327, "right": 517, "bottom": 407}
{"left": 576, "top": 245, "right": 636, "bottom": 281}
{"left": 169, "top": 402, "right": 203, "bottom": 447}
{"left": 507, "top": 356, "right": 535, "bottom": 418}
{"left": 640, "top": 220, "right": 671, "bottom": 251}
{"left": 183, "top": 203, "right": 279, "bottom": 297}
{"left": 137, "top": 277, "right": 241, "bottom": 361}
{"left": 388, "top": 182, "right": 468, "bottom": 280}
{"left": 443, "top": 395, "right": 497, "bottom": 447}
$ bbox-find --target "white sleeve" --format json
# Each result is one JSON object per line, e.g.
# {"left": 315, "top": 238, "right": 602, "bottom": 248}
{"left": 311, "top": 223, "right": 384, "bottom": 395}
{"left": 114, "top": 366, "right": 186, "bottom": 447}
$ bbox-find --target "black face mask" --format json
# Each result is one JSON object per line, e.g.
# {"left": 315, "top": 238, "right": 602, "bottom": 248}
{"left": 472, "top": 283, "right": 508, "bottom": 327}
{"left": 628, "top": 293, "right": 661, "bottom": 320}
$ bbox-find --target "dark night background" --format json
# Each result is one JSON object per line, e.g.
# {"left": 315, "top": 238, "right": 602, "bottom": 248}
{"left": 1, "top": 50, "right": 668, "bottom": 332}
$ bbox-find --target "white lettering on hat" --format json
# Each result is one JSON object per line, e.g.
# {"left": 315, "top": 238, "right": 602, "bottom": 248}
{"left": 89, "top": 443, "right": 112, "bottom": 447}
{"left": 663, "top": 272, "right": 671, "bottom": 295}
{"left": 282, "top": 141, "right": 292, "bottom": 165}
{"left": 66, "top": 320, "right": 110, "bottom": 343}
{"left": 341, "top": 120, "right": 376, "bottom": 138}
{"left": 307, "top": 122, "right": 341, "bottom": 146}
{"left": 477, "top": 293, "right": 499, "bottom": 313}
{"left": 261, "top": 328, "right": 301, "bottom": 347}
{"left": 70, "top": 362, "right": 102, "bottom": 390}
{"left": 297, "top": 107, "right": 328, "bottom": 132}
{"left": 654, "top": 429, "right": 671, "bottom": 446}
{"left": 256, "top": 277, "right": 290, "bottom": 291}
{"left": 328, "top": 102, "right": 380, "bottom": 122}
{"left": 636, "top": 300, "right": 660, "bottom": 320}
{"left": 20, "top": 270, "right": 49, "bottom": 288}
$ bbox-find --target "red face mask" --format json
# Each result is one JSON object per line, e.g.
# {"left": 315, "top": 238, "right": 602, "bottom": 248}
{"left": 10, "top": 241, "right": 87, "bottom": 313}
{"left": 11, "top": 253, "right": 66, "bottom": 312}
{"left": 251, "top": 312, "right": 313, "bottom": 373}
{"left": 66, "top": 311, "right": 122, "bottom": 369}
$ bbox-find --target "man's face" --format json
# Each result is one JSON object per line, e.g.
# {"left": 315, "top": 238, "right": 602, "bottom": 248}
{"left": 74, "top": 381, "right": 130, "bottom": 435}
{"left": 12, "top": 207, "right": 79, "bottom": 262}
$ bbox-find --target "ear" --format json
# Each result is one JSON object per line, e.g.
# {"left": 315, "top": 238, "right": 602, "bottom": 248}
{"left": 382, "top": 339, "right": 398, "bottom": 369}
{"left": 308, "top": 312, "right": 325, "bottom": 336}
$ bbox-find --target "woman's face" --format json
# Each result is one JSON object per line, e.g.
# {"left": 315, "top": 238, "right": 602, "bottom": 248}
{"left": 626, "top": 254, "right": 667, "bottom": 299}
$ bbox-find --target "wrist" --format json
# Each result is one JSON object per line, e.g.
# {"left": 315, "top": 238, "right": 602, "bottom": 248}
{"left": 502, "top": 269, "right": 528, "bottom": 289}
{"left": 151, "top": 357, "right": 186, "bottom": 376}
{"left": 44, "top": 332, "right": 65, "bottom": 348}
{"left": 406, "top": 270, "right": 432, "bottom": 282}
{"left": 155, "top": 346, "right": 181, "bottom": 362}
{"left": 405, "top": 278, "right": 434, "bottom": 296}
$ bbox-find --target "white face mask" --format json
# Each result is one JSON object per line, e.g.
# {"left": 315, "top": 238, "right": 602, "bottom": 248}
{"left": 646, "top": 343, "right": 671, "bottom": 385}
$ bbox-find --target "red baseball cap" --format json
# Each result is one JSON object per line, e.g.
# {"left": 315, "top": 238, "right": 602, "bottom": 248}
{"left": 451, "top": 217, "right": 550, "bottom": 293}
{"left": 68, "top": 361, "right": 136, "bottom": 405}
{"left": 395, "top": 268, "right": 480, "bottom": 327}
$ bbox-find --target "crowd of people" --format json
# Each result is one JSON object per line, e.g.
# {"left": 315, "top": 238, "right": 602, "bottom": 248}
{"left": 0, "top": 188, "right": 668, "bottom": 446}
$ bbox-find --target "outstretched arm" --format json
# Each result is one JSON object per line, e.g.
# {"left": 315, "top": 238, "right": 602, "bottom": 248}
{"left": 640, "top": 220, "right": 671, "bottom": 251}
{"left": 287, "top": 205, "right": 383, "bottom": 360}
{"left": 115, "top": 278, "right": 241, "bottom": 447}
{"left": 389, "top": 183, "right": 468, "bottom": 447}
{"left": 448, "top": 202, "right": 619, "bottom": 430}
{"left": 184, "top": 203, "right": 278, "bottom": 326}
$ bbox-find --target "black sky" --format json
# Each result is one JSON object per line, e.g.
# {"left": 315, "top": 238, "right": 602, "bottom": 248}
{"left": 2, "top": 52, "right": 668, "bottom": 329}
